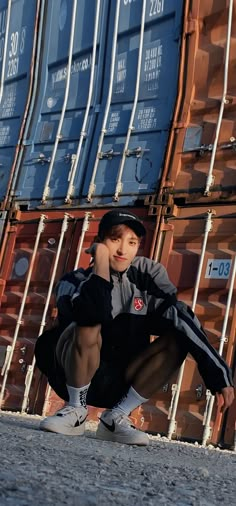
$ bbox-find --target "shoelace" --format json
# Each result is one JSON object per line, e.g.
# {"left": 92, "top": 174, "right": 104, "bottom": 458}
{"left": 114, "top": 413, "right": 135, "bottom": 429}
{"left": 56, "top": 406, "right": 80, "bottom": 416}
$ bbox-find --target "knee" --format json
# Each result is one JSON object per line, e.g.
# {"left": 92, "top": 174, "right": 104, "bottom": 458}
{"left": 165, "top": 332, "right": 187, "bottom": 364}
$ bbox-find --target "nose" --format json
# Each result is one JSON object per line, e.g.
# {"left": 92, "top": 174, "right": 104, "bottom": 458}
{"left": 116, "top": 239, "right": 126, "bottom": 256}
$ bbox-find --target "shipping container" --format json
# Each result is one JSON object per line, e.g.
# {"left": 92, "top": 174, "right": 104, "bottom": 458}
{"left": 0, "top": 0, "right": 235, "bottom": 449}
{"left": 134, "top": 203, "right": 235, "bottom": 446}
{"left": 0, "top": 206, "right": 153, "bottom": 413}
{"left": 43, "top": 203, "right": 236, "bottom": 446}
{"left": 1, "top": 204, "right": 234, "bottom": 447}
{"left": 7, "top": 0, "right": 185, "bottom": 209}
{"left": 0, "top": 0, "right": 40, "bottom": 208}
{"left": 153, "top": 0, "right": 236, "bottom": 206}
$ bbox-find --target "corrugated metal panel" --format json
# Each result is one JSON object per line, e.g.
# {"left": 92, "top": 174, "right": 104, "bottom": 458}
{"left": 0, "top": 206, "right": 152, "bottom": 412}
{"left": 37, "top": 204, "right": 235, "bottom": 447}
{"left": 8, "top": 0, "right": 111, "bottom": 209}
{"left": 82, "top": 0, "right": 185, "bottom": 205}
{"left": 141, "top": 203, "right": 235, "bottom": 445}
{"left": 9, "top": 0, "right": 184, "bottom": 209}
{"left": 0, "top": 0, "right": 40, "bottom": 208}
{"left": 0, "top": 212, "right": 80, "bottom": 410}
{"left": 0, "top": 204, "right": 234, "bottom": 447}
{"left": 157, "top": 0, "right": 236, "bottom": 204}
{"left": 87, "top": 202, "right": 236, "bottom": 447}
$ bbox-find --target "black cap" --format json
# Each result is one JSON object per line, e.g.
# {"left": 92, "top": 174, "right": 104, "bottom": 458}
{"left": 98, "top": 209, "right": 146, "bottom": 238}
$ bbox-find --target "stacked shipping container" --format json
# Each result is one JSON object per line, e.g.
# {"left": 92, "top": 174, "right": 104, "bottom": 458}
{"left": 0, "top": 0, "right": 235, "bottom": 449}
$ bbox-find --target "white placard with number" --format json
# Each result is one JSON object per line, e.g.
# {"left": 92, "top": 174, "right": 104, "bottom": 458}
{"left": 205, "top": 259, "right": 232, "bottom": 279}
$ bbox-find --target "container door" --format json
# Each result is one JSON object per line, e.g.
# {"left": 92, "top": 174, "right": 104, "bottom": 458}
{"left": 144, "top": 205, "right": 236, "bottom": 443}
{"left": 0, "top": 0, "right": 39, "bottom": 207}
{"left": 11, "top": 0, "right": 110, "bottom": 209}
{"left": 82, "top": 0, "right": 184, "bottom": 205}
{"left": 0, "top": 213, "right": 81, "bottom": 411}
{"left": 164, "top": 1, "right": 236, "bottom": 203}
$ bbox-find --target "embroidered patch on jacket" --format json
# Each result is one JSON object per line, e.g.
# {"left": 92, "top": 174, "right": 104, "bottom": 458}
{"left": 134, "top": 297, "right": 144, "bottom": 311}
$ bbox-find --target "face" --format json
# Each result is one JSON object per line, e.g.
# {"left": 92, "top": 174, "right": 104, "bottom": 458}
{"left": 103, "top": 224, "right": 140, "bottom": 272}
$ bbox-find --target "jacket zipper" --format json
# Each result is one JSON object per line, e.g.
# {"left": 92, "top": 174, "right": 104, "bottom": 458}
{"left": 118, "top": 272, "right": 126, "bottom": 308}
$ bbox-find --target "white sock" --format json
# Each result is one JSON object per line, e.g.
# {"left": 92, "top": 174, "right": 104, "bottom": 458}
{"left": 112, "top": 386, "right": 149, "bottom": 416}
{"left": 66, "top": 383, "right": 90, "bottom": 408}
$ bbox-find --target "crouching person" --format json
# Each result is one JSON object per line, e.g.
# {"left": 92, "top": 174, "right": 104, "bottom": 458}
{"left": 36, "top": 209, "right": 235, "bottom": 445}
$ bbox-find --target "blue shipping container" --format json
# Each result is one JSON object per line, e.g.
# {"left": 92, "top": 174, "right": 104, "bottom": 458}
{"left": 0, "top": 0, "right": 39, "bottom": 206}
{"left": 7, "top": 0, "right": 184, "bottom": 209}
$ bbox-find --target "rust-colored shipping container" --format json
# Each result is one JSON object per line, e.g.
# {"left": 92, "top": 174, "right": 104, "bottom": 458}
{"left": 132, "top": 203, "right": 235, "bottom": 446}
{"left": 151, "top": 0, "right": 236, "bottom": 206}
{"left": 0, "top": 207, "right": 153, "bottom": 413}
{"left": 0, "top": 204, "right": 235, "bottom": 447}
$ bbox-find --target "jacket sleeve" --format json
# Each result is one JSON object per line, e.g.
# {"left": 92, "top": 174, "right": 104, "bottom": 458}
{"left": 72, "top": 274, "right": 113, "bottom": 326}
{"left": 137, "top": 258, "right": 234, "bottom": 394}
{"left": 55, "top": 270, "right": 82, "bottom": 329}
{"left": 160, "top": 301, "right": 234, "bottom": 394}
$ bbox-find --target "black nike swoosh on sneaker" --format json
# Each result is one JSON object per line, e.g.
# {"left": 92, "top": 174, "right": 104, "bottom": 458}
{"left": 74, "top": 417, "right": 87, "bottom": 427}
{"left": 100, "top": 418, "right": 115, "bottom": 432}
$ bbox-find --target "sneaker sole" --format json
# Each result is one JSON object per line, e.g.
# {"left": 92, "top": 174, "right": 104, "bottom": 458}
{"left": 96, "top": 424, "right": 149, "bottom": 446}
{"left": 39, "top": 419, "right": 86, "bottom": 436}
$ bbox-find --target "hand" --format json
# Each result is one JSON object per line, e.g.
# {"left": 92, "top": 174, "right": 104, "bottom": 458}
{"left": 85, "top": 243, "right": 110, "bottom": 280}
{"left": 85, "top": 243, "right": 109, "bottom": 262}
{"left": 216, "top": 386, "right": 235, "bottom": 414}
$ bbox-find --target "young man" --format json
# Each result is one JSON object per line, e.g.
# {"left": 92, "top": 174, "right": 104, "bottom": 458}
{"left": 36, "top": 209, "right": 234, "bottom": 445}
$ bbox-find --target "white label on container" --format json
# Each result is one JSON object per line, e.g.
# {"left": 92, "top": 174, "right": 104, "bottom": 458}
{"left": 205, "top": 259, "right": 232, "bottom": 279}
{"left": 138, "top": 184, "right": 148, "bottom": 190}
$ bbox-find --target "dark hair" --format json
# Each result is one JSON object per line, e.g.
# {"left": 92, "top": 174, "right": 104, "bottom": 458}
{"left": 95, "top": 224, "right": 141, "bottom": 243}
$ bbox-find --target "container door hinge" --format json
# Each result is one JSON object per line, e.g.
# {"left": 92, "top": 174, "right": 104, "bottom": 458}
{"left": 162, "top": 204, "right": 178, "bottom": 218}
{"left": 195, "top": 384, "right": 204, "bottom": 399}
{"left": 144, "top": 191, "right": 174, "bottom": 208}
{"left": 185, "top": 18, "right": 198, "bottom": 36}
{"left": 173, "top": 121, "right": 188, "bottom": 129}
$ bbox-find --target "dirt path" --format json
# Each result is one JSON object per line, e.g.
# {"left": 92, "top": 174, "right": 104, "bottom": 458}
{"left": 0, "top": 413, "right": 235, "bottom": 505}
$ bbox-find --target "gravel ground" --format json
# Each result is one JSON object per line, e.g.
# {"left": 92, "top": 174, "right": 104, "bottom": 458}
{"left": 0, "top": 412, "right": 235, "bottom": 506}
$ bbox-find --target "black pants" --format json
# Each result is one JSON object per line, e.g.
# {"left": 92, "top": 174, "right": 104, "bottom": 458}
{"left": 35, "top": 324, "right": 142, "bottom": 407}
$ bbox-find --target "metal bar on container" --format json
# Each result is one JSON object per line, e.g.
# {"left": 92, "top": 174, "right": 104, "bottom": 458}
{"left": 202, "top": 254, "right": 236, "bottom": 446}
{"left": 0, "top": 214, "right": 47, "bottom": 409}
{"left": 5, "top": 0, "right": 43, "bottom": 207}
{"left": 74, "top": 212, "right": 91, "bottom": 268}
{"left": 65, "top": 0, "right": 101, "bottom": 204}
{"left": 42, "top": 212, "right": 92, "bottom": 415}
{"left": 204, "top": 0, "right": 233, "bottom": 195}
{"left": 10, "top": 0, "right": 47, "bottom": 194}
{"left": 167, "top": 210, "right": 214, "bottom": 439}
{"left": 0, "top": 0, "right": 12, "bottom": 104}
{"left": 86, "top": 0, "right": 121, "bottom": 202}
{"left": 113, "top": 0, "right": 146, "bottom": 202}
{"left": 21, "top": 213, "right": 71, "bottom": 413}
{"left": 41, "top": 0, "right": 78, "bottom": 204}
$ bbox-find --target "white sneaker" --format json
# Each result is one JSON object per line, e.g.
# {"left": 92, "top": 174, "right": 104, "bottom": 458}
{"left": 40, "top": 405, "right": 87, "bottom": 436}
{"left": 96, "top": 410, "right": 149, "bottom": 446}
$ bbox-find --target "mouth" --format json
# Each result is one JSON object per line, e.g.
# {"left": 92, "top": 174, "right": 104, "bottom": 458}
{"left": 113, "top": 256, "right": 127, "bottom": 262}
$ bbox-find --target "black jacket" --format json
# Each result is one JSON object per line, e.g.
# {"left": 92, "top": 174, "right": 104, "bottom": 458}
{"left": 55, "top": 256, "right": 234, "bottom": 395}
